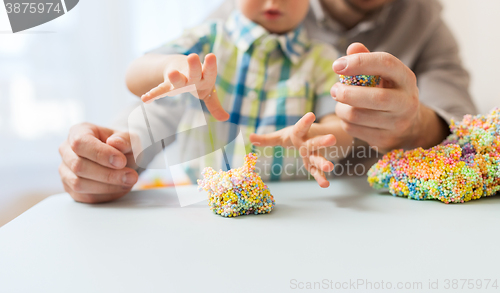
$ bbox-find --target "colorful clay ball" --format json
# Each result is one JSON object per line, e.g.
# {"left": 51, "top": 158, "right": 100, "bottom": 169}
{"left": 339, "top": 74, "right": 381, "bottom": 87}
{"left": 367, "top": 108, "right": 500, "bottom": 203}
{"left": 197, "top": 153, "right": 275, "bottom": 217}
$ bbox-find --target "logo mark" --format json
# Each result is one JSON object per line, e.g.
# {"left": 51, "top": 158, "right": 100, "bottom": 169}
{"left": 3, "top": 0, "right": 78, "bottom": 33}
{"left": 128, "top": 84, "right": 246, "bottom": 207}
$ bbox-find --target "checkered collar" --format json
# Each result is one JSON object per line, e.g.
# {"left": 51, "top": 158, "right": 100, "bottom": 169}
{"left": 225, "top": 11, "right": 311, "bottom": 64}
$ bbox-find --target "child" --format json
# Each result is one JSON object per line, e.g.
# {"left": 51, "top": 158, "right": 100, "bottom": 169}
{"left": 126, "top": 0, "right": 338, "bottom": 186}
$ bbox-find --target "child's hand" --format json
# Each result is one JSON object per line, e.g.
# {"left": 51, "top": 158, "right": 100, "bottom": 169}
{"left": 141, "top": 53, "right": 229, "bottom": 121}
{"left": 249, "top": 112, "right": 336, "bottom": 188}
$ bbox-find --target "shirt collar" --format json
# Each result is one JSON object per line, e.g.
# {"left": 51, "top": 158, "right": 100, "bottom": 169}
{"left": 309, "top": 0, "right": 393, "bottom": 35}
{"left": 225, "top": 11, "right": 311, "bottom": 64}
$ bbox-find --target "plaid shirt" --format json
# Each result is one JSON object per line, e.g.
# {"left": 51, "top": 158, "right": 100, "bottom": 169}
{"left": 153, "top": 11, "right": 338, "bottom": 182}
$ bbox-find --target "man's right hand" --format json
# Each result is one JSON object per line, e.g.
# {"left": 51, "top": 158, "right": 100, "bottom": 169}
{"left": 58, "top": 123, "right": 139, "bottom": 203}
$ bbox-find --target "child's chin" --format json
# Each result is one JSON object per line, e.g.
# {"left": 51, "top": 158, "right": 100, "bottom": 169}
{"left": 262, "top": 24, "right": 292, "bottom": 35}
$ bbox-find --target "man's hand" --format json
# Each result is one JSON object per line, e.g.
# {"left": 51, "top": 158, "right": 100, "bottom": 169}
{"left": 141, "top": 53, "right": 229, "bottom": 121}
{"left": 331, "top": 43, "right": 448, "bottom": 152}
{"left": 249, "top": 113, "right": 336, "bottom": 188}
{"left": 58, "top": 123, "right": 139, "bottom": 203}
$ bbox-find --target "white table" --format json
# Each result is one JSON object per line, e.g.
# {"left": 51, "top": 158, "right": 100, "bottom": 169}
{"left": 1, "top": 177, "right": 499, "bottom": 293}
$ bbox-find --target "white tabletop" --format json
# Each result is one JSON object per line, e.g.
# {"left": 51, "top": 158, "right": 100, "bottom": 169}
{"left": 1, "top": 177, "right": 500, "bottom": 293}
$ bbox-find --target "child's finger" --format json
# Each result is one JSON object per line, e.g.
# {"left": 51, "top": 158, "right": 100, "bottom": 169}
{"left": 141, "top": 81, "right": 172, "bottom": 103}
{"left": 291, "top": 113, "right": 316, "bottom": 156}
{"left": 167, "top": 70, "right": 188, "bottom": 89}
{"left": 309, "top": 165, "right": 330, "bottom": 188}
{"left": 304, "top": 134, "right": 337, "bottom": 152}
{"left": 308, "top": 154, "right": 334, "bottom": 173}
{"left": 249, "top": 131, "right": 286, "bottom": 147}
{"left": 202, "top": 88, "right": 230, "bottom": 121}
{"left": 202, "top": 53, "right": 218, "bottom": 85}
{"left": 187, "top": 53, "right": 202, "bottom": 82}
{"left": 292, "top": 112, "right": 316, "bottom": 139}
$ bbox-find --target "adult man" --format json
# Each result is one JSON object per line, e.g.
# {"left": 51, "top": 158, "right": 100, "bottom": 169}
{"left": 58, "top": 0, "right": 476, "bottom": 203}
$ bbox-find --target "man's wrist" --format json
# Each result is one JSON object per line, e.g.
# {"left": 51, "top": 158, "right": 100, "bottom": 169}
{"left": 412, "top": 104, "right": 450, "bottom": 149}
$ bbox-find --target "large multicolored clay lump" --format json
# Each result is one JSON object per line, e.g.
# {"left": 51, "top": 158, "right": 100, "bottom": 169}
{"left": 368, "top": 108, "right": 500, "bottom": 203}
{"left": 197, "top": 153, "right": 275, "bottom": 217}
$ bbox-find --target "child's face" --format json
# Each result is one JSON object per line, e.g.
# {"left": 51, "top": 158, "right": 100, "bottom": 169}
{"left": 238, "top": 0, "right": 310, "bottom": 34}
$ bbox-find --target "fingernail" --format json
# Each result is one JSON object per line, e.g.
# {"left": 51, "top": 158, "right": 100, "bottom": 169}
{"left": 110, "top": 155, "right": 124, "bottom": 168}
{"left": 333, "top": 58, "right": 347, "bottom": 72}
{"left": 122, "top": 172, "right": 136, "bottom": 185}
{"left": 331, "top": 85, "right": 337, "bottom": 100}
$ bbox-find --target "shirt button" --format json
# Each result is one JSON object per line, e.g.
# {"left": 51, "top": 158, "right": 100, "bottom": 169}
{"left": 247, "top": 90, "right": 258, "bottom": 100}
